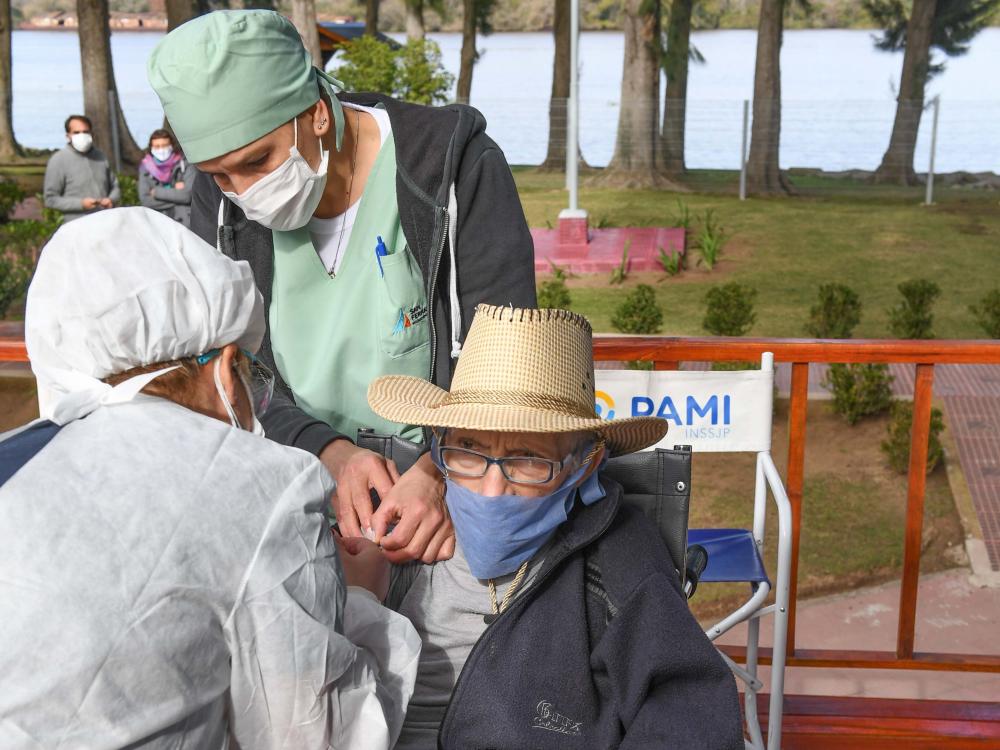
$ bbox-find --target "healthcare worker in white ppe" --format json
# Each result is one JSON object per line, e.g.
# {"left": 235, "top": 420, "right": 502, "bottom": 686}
{"left": 0, "top": 207, "right": 419, "bottom": 750}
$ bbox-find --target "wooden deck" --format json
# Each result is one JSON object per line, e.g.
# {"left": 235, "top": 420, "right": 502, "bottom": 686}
{"left": 765, "top": 694, "right": 1000, "bottom": 748}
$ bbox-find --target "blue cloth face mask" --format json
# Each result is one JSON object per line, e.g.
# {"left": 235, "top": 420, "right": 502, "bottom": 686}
{"left": 433, "top": 438, "right": 607, "bottom": 580}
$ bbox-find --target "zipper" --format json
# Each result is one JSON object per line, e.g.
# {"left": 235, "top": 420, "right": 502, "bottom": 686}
{"left": 437, "top": 497, "right": 619, "bottom": 747}
{"left": 427, "top": 206, "right": 449, "bottom": 381}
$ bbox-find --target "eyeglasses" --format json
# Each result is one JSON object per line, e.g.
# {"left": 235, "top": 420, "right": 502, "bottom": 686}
{"left": 435, "top": 437, "right": 603, "bottom": 486}
{"left": 196, "top": 348, "right": 275, "bottom": 416}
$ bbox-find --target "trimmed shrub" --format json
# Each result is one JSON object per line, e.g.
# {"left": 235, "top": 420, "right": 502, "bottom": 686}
{"left": 806, "top": 283, "right": 861, "bottom": 339}
{"left": 117, "top": 173, "right": 139, "bottom": 207}
{"left": 0, "top": 252, "right": 33, "bottom": 319}
{"left": 703, "top": 282, "right": 756, "bottom": 336}
{"left": 333, "top": 37, "right": 453, "bottom": 106}
{"left": 0, "top": 179, "right": 26, "bottom": 223}
{"left": 969, "top": 288, "right": 1000, "bottom": 339}
{"left": 537, "top": 278, "right": 571, "bottom": 309}
{"left": 881, "top": 401, "right": 945, "bottom": 475}
{"left": 888, "top": 278, "right": 941, "bottom": 340}
{"left": 612, "top": 284, "right": 663, "bottom": 334}
{"left": 826, "top": 363, "right": 894, "bottom": 425}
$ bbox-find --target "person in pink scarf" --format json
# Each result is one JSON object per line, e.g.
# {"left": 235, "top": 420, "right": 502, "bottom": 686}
{"left": 138, "top": 129, "right": 197, "bottom": 227}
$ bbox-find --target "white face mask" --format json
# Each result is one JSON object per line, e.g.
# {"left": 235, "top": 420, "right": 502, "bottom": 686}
{"left": 70, "top": 132, "right": 93, "bottom": 153}
{"left": 222, "top": 119, "right": 328, "bottom": 232}
{"left": 213, "top": 359, "right": 265, "bottom": 436}
{"left": 151, "top": 146, "right": 173, "bottom": 162}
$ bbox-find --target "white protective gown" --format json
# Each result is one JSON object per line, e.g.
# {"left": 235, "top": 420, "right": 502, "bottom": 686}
{"left": 0, "top": 396, "right": 420, "bottom": 750}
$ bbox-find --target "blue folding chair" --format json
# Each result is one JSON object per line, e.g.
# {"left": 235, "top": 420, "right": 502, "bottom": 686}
{"left": 596, "top": 352, "right": 792, "bottom": 750}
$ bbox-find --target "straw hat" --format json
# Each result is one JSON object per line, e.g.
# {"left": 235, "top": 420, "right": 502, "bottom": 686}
{"left": 367, "top": 305, "right": 667, "bottom": 456}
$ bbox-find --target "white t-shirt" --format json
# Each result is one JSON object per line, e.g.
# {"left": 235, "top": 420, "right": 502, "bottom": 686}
{"left": 310, "top": 102, "right": 391, "bottom": 275}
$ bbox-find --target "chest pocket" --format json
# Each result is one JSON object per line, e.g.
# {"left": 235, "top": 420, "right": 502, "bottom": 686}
{"left": 376, "top": 245, "right": 430, "bottom": 359}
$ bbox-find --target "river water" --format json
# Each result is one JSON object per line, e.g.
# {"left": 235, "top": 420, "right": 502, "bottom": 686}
{"left": 11, "top": 27, "right": 1000, "bottom": 171}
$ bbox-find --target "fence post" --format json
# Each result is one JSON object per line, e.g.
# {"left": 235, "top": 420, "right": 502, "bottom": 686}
{"left": 739, "top": 99, "right": 749, "bottom": 201}
{"left": 108, "top": 90, "right": 122, "bottom": 174}
{"left": 924, "top": 96, "right": 940, "bottom": 206}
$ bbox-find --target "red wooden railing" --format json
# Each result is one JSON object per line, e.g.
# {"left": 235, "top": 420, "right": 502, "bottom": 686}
{"left": 591, "top": 335, "right": 1000, "bottom": 676}
{"left": 3, "top": 329, "right": 999, "bottom": 678}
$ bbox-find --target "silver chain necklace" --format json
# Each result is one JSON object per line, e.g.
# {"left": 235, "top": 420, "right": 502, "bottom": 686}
{"left": 328, "top": 107, "right": 361, "bottom": 279}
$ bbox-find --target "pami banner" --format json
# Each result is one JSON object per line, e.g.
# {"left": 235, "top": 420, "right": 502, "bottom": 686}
{"left": 594, "top": 368, "right": 774, "bottom": 453}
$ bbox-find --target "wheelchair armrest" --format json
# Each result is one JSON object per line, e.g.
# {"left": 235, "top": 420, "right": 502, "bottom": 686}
{"left": 683, "top": 544, "right": 708, "bottom": 599}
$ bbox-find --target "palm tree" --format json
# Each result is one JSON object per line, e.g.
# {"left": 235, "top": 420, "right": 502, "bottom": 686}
{"left": 291, "top": 0, "right": 322, "bottom": 67}
{"left": 865, "top": 0, "right": 998, "bottom": 185}
{"left": 406, "top": 0, "right": 425, "bottom": 40}
{"left": 661, "top": 0, "right": 697, "bottom": 177}
{"left": 745, "top": 0, "right": 791, "bottom": 195}
{"left": 603, "top": 0, "right": 681, "bottom": 187}
{"left": 0, "top": 0, "right": 24, "bottom": 161}
{"left": 76, "top": 0, "right": 143, "bottom": 169}
{"left": 540, "top": 0, "right": 570, "bottom": 170}
{"left": 456, "top": 0, "right": 495, "bottom": 103}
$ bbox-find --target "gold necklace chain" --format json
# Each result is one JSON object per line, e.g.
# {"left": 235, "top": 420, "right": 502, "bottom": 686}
{"left": 328, "top": 106, "right": 361, "bottom": 279}
{"left": 488, "top": 560, "right": 530, "bottom": 616}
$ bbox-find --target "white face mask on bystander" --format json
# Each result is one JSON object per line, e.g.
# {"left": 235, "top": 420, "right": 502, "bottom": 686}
{"left": 70, "top": 133, "right": 93, "bottom": 153}
{"left": 221, "top": 118, "right": 328, "bottom": 232}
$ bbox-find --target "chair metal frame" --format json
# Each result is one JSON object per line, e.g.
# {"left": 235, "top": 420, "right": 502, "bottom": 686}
{"left": 691, "top": 353, "right": 792, "bottom": 750}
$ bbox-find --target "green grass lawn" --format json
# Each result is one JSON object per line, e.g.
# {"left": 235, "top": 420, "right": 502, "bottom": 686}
{"left": 515, "top": 168, "right": 1000, "bottom": 338}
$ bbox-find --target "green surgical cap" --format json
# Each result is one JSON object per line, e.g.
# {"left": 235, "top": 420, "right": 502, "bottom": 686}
{"left": 147, "top": 10, "right": 344, "bottom": 163}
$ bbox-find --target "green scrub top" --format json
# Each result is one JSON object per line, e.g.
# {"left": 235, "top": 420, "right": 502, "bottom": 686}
{"left": 270, "top": 130, "right": 430, "bottom": 442}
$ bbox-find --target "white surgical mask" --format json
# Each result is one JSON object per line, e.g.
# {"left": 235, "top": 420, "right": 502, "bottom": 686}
{"left": 70, "top": 133, "right": 93, "bottom": 153}
{"left": 222, "top": 119, "right": 328, "bottom": 232}
{"left": 151, "top": 146, "right": 173, "bottom": 162}
{"left": 213, "top": 359, "right": 265, "bottom": 436}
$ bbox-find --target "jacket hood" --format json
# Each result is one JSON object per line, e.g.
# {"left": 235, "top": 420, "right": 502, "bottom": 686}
{"left": 339, "top": 92, "right": 487, "bottom": 208}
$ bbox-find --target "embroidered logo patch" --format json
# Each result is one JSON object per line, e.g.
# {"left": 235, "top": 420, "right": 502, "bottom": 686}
{"left": 392, "top": 308, "right": 412, "bottom": 335}
{"left": 532, "top": 700, "right": 582, "bottom": 736}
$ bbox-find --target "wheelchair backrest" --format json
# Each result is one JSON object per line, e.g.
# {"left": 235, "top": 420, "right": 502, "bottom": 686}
{"left": 603, "top": 447, "right": 692, "bottom": 582}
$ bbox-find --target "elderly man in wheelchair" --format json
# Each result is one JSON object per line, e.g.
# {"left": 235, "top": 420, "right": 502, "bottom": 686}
{"left": 363, "top": 304, "right": 743, "bottom": 749}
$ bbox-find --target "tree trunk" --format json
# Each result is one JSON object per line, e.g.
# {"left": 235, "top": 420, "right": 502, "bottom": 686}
{"left": 291, "top": 0, "right": 322, "bottom": 68}
{"left": 365, "top": 0, "right": 379, "bottom": 35}
{"left": 745, "top": 0, "right": 790, "bottom": 195}
{"left": 873, "top": 0, "right": 936, "bottom": 186}
{"left": 165, "top": 0, "right": 197, "bottom": 31}
{"left": 0, "top": 0, "right": 23, "bottom": 161}
{"left": 76, "top": 0, "right": 143, "bottom": 170}
{"left": 456, "top": 0, "right": 476, "bottom": 103}
{"left": 660, "top": 0, "right": 692, "bottom": 176}
{"left": 540, "top": 0, "right": 570, "bottom": 170}
{"left": 602, "top": 0, "right": 675, "bottom": 187}
{"left": 405, "top": 0, "right": 425, "bottom": 41}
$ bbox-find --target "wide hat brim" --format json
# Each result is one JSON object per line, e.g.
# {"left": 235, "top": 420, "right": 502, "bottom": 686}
{"left": 368, "top": 375, "right": 668, "bottom": 457}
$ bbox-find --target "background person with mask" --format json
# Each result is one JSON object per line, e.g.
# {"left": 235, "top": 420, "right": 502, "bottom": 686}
{"left": 42, "top": 114, "right": 120, "bottom": 222}
{"left": 147, "top": 11, "right": 537, "bottom": 563}
{"left": 0, "top": 207, "right": 419, "bottom": 750}
{"left": 139, "top": 128, "right": 197, "bottom": 226}
{"left": 367, "top": 305, "right": 743, "bottom": 749}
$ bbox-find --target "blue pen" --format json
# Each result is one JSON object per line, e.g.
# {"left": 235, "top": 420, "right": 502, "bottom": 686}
{"left": 375, "top": 235, "right": 388, "bottom": 277}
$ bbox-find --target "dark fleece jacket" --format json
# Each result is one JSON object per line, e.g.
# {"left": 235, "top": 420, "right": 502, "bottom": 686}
{"left": 437, "top": 476, "right": 744, "bottom": 749}
{"left": 189, "top": 93, "right": 537, "bottom": 455}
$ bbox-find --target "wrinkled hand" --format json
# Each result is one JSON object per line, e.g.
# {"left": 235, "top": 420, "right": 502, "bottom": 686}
{"left": 321, "top": 440, "right": 394, "bottom": 539}
{"left": 372, "top": 452, "right": 454, "bottom": 565}
{"left": 99, "top": 197, "right": 113, "bottom": 209}
{"left": 81, "top": 197, "right": 98, "bottom": 210}
{"left": 334, "top": 535, "right": 390, "bottom": 601}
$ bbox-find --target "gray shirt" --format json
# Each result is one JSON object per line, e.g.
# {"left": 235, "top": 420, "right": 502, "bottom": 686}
{"left": 43, "top": 145, "right": 121, "bottom": 222}
{"left": 388, "top": 544, "right": 548, "bottom": 750}
{"left": 139, "top": 158, "right": 197, "bottom": 227}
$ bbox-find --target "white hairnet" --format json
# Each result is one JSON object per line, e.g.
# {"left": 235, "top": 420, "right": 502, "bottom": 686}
{"left": 26, "top": 207, "right": 264, "bottom": 425}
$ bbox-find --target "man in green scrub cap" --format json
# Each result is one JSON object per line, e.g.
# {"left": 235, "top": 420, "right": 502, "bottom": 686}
{"left": 148, "top": 10, "right": 536, "bottom": 563}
